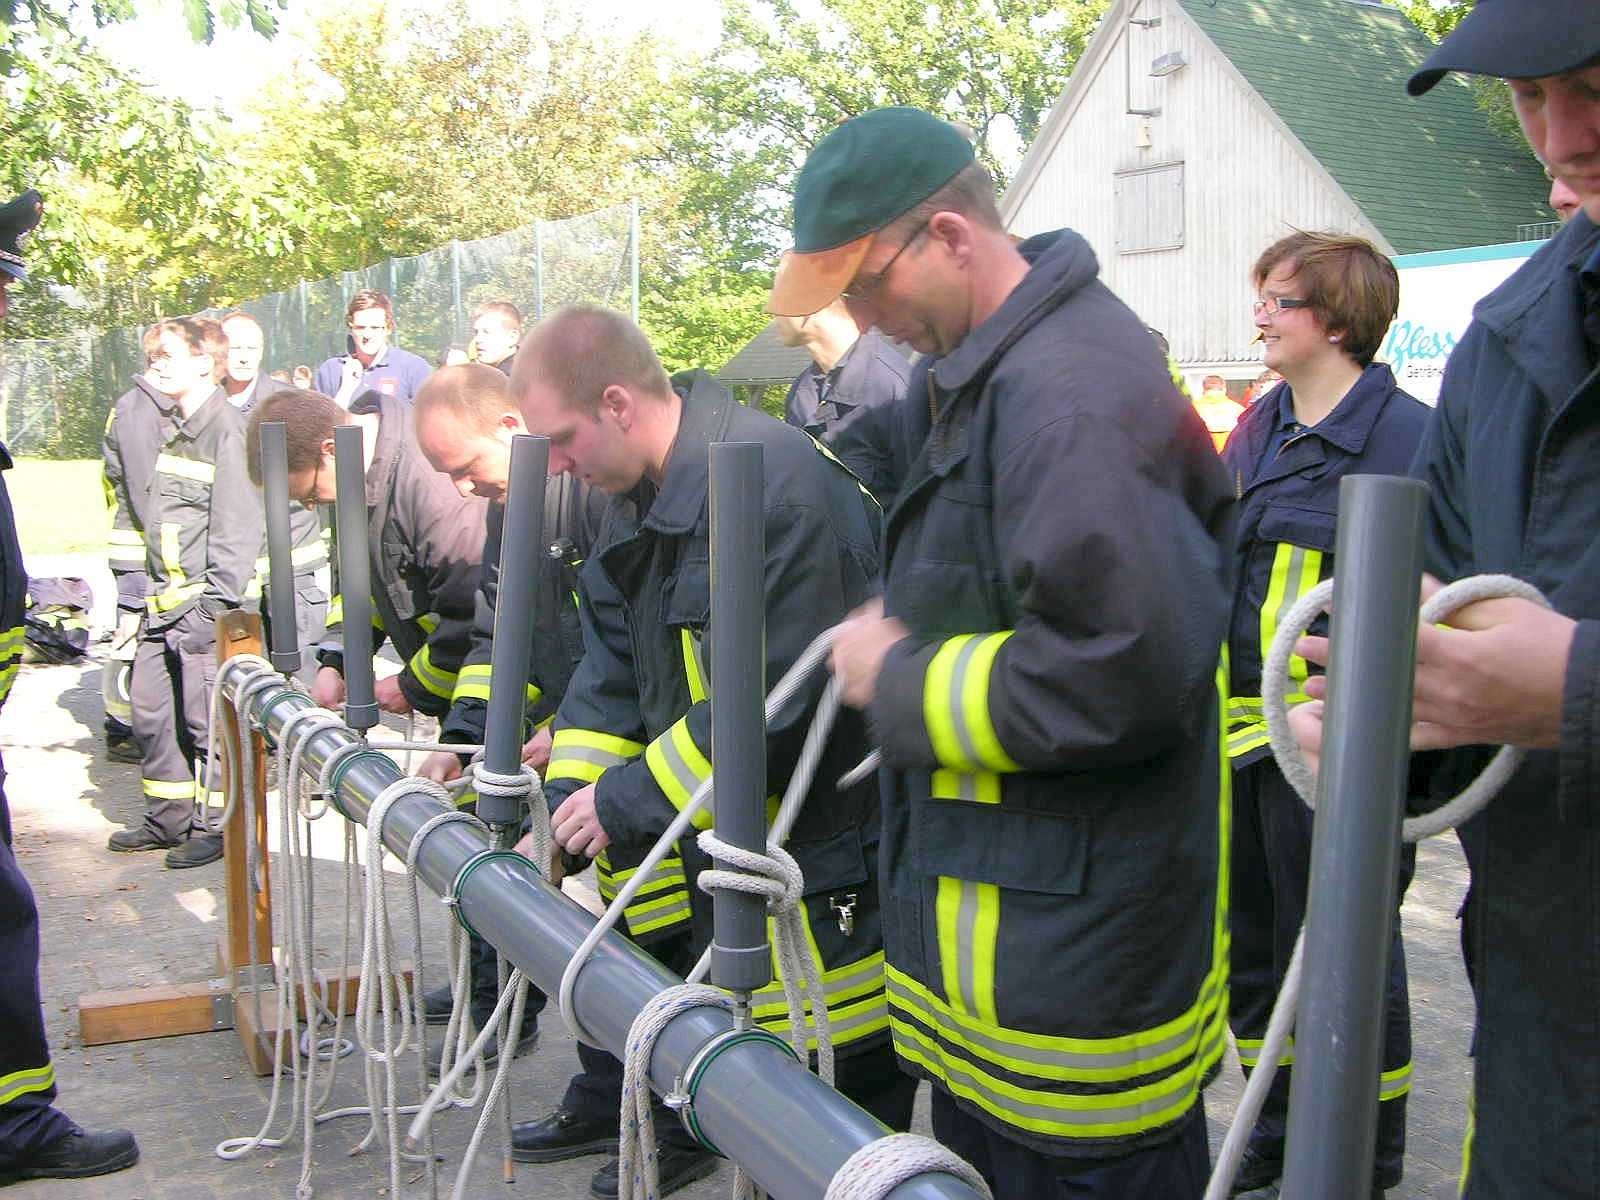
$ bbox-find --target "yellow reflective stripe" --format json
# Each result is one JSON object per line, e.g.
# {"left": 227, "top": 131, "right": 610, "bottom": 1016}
{"left": 889, "top": 974, "right": 1228, "bottom": 1138}
{"left": 1227, "top": 546, "right": 1325, "bottom": 759}
{"left": 681, "top": 629, "right": 708, "bottom": 704}
{"left": 452, "top": 663, "right": 494, "bottom": 703}
{"left": 107, "top": 548, "right": 145, "bottom": 566}
{"left": 1233, "top": 1035, "right": 1293, "bottom": 1069}
{"left": 156, "top": 452, "right": 216, "bottom": 483}
{"left": 407, "top": 643, "right": 456, "bottom": 700}
{"left": 291, "top": 541, "right": 327, "bottom": 567}
{"left": 936, "top": 877, "right": 999, "bottom": 1025}
{"left": 645, "top": 716, "right": 713, "bottom": 826}
{"left": 107, "top": 526, "right": 145, "bottom": 564}
{"left": 548, "top": 728, "right": 645, "bottom": 785}
{"left": 417, "top": 612, "right": 440, "bottom": 635}
{"left": 0, "top": 1063, "right": 55, "bottom": 1107}
{"left": 0, "top": 626, "right": 26, "bottom": 653}
{"left": 749, "top": 909, "right": 887, "bottom": 1050}
{"left": 1459, "top": 1084, "right": 1475, "bottom": 1193}
{"left": 142, "top": 778, "right": 197, "bottom": 800}
{"left": 0, "top": 664, "right": 18, "bottom": 701}
{"left": 923, "top": 634, "right": 1020, "bottom": 773}
{"left": 1380, "top": 1060, "right": 1413, "bottom": 1102}
{"left": 930, "top": 768, "right": 1001, "bottom": 805}
{"left": 327, "top": 594, "right": 344, "bottom": 626}
{"left": 595, "top": 852, "right": 692, "bottom": 936}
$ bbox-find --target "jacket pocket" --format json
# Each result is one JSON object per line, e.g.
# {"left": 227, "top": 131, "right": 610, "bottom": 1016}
{"left": 661, "top": 554, "right": 710, "bottom": 629}
{"left": 912, "top": 792, "right": 1087, "bottom": 896}
{"left": 1256, "top": 502, "right": 1337, "bottom": 554}
{"left": 790, "top": 824, "right": 869, "bottom": 897}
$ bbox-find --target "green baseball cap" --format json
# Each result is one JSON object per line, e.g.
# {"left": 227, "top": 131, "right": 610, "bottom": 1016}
{"left": 768, "top": 107, "right": 975, "bottom": 316}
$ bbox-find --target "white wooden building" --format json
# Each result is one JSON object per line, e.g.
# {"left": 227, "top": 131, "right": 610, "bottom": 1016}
{"left": 1000, "top": 0, "right": 1550, "bottom": 396}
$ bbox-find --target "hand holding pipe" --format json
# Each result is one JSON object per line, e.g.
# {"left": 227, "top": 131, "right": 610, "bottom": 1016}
{"left": 258, "top": 421, "right": 302, "bottom": 675}
{"left": 333, "top": 423, "right": 378, "bottom": 733}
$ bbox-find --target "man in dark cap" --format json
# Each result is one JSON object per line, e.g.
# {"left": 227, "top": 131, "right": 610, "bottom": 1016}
{"left": 1292, "top": 6, "right": 1600, "bottom": 1198}
{"left": 0, "top": 189, "right": 139, "bottom": 1182}
{"left": 776, "top": 108, "right": 1234, "bottom": 1199}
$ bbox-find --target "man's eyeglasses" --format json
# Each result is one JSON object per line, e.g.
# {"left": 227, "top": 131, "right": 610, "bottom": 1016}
{"left": 840, "top": 218, "right": 931, "bottom": 302}
{"left": 299, "top": 457, "right": 325, "bottom": 507}
{"left": 1252, "top": 296, "right": 1312, "bottom": 317}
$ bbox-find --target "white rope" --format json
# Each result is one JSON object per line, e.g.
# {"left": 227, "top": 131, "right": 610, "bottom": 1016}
{"left": 1206, "top": 572, "right": 1550, "bottom": 1200}
{"left": 558, "top": 628, "right": 840, "bottom": 1047}
{"left": 823, "top": 1133, "right": 994, "bottom": 1200}
{"left": 694, "top": 832, "right": 834, "bottom": 1087}
{"left": 616, "top": 985, "right": 753, "bottom": 1200}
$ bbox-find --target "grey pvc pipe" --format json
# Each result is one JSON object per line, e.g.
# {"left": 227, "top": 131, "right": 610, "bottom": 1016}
{"left": 707, "top": 442, "right": 772, "bottom": 993}
{"left": 258, "top": 420, "right": 301, "bottom": 675}
{"left": 226, "top": 675, "right": 979, "bottom": 1200}
{"left": 1281, "top": 474, "right": 1426, "bottom": 1199}
{"left": 478, "top": 434, "right": 549, "bottom": 828}
{"left": 332, "top": 423, "right": 378, "bottom": 733}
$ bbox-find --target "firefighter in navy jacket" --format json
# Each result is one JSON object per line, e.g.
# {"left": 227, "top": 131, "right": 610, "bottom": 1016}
{"left": 779, "top": 109, "right": 1233, "bottom": 1199}
{"left": 513, "top": 306, "right": 914, "bottom": 1200}
{"left": 1221, "top": 232, "right": 1429, "bottom": 1196}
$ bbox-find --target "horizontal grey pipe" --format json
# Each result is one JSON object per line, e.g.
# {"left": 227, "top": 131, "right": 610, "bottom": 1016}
{"left": 228, "top": 674, "right": 980, "bottom": 1200}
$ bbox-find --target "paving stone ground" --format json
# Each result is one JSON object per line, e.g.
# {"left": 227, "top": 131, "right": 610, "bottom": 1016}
{"left": 3, "top": 653, "right": 1474, "bottom": 1200}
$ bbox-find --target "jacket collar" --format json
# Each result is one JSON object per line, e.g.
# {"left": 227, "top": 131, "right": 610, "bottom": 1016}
{"left": 930, "top": 229, "right": 1100, "bottom": 396}
{"left": 136, "top": 376, "right": 177, "bottom": 414}
{"left": 170, "top": 387, "right": 227, "bottom": 437}
{"left": 1473, "top": 211, "right": 1600, "bottom": 413}
{"left": 634, "top": 369, "right": 735, "bottom": 535}
{"left": 1276, "top": 362, "right": 1401, "bottom": 456}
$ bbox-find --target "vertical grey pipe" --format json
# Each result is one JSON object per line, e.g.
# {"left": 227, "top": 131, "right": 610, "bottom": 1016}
{"left": 707, "top": 442, "right": 772, "bottom": 994}
{"left": 478, "top": 434, "right": 549, "bottom": 828}
{"left": 1281, "top": 474, "right": 1426, "bottom": 1199}
{"left": 258, "top": 420, "right": 301, "bottom": 675}
{"left": 333, "top": 422, "right": 379, "bottom": 734}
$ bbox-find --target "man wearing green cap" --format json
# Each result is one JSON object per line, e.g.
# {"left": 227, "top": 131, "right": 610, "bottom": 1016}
{"left": 0, "top": 189, "right": 139, "bottom": 1183}
{"left": 775, "top": 108, "right": 1234, "bottom": 1197}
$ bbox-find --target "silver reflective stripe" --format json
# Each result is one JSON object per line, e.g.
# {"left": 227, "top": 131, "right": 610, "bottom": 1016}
{"left": 945, "top": 636, "right": 985, "bottom": 766}
{"left": 955, "top": 880, "right": 982, "bottom": 1017}
{"left": 558, "top": 744, "right": 631, "bottom": 772}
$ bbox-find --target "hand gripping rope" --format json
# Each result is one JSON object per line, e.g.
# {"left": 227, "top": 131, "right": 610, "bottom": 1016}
{"left": 1203, "top": 573, "right": 1550, "bottom": 1200}
{"left": 564, "top": 627, "right": 983, "bottom": 1200}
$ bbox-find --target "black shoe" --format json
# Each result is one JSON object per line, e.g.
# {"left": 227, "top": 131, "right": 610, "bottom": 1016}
{"left": 425, "top": 1023, "right": 538, "bottom": 1079}
{"left": 1230, "top": 1147, "right": 1282, "bottom": 1196}
{"left": 510, "top": 1107, "right": 618, "bottom": 1164}
{"left": 0, "top": 1128, "right": 139, "bottom": 1182}
{"left": 422, "top": 982, "right": 456, "bottom": 1026}
{"left": 104, "top": 738, "right": 142, "bottom": 765}
{"left": 107, "top": 826, "right": 177, "bottom": 853}
{"left": 590, "top": 1144, "right": 718, "bottom": 1199}
{"left": 165, "top": 833, "right": 224, "bottom": 869}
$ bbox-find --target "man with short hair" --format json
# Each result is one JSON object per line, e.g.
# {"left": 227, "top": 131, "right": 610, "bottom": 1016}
{"left": 244, "top": 388, "right": 485, "bottom": 724}
{"left": 512, "top": 304, "right": 913, "bottom": 1200}
{"left": 1292, "top": 10, "right": 1600, "bottom": 1198}
{"left": 101, "top": 326, "right": 168, "bottom": 764}
{"left": 313, "top": 290, "right": 432, "bottom": 408}
{"left": 468, "top": 300, "right": 523, "bottom": 375}
{"left": 773, "top": 299, "right": 909, "bottom": 503}
{"left": 219, "top": 310, "right": 330, "bottom": 681}
{"left": 409, "top": 363, "right": 622, "bottom": 1072}
{"left": 1193, "top": 374, "right": 1244, "bottom": 452}
{"left": 0, "top": 188, "right": 139, "bottom": 1184}
{"left": 107, "top": 317, "right": 262, "bottom": 869}
{"left": 778, "top": 108, "right": 1233, "bottom": 1198}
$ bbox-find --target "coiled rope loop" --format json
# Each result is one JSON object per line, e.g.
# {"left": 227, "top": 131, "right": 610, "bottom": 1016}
{"left": 1206, "top": 572, "right": 1550, "bottom": 1200}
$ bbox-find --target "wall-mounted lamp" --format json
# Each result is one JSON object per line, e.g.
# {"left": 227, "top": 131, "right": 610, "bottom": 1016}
{"left": 1151, "top": 50, "right": 1188, "bottom": 77}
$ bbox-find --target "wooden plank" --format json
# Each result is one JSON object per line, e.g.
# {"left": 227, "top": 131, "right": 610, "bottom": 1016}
{"left": 232, "top": 986, "right": 290, "bottom": 1077}
{"left": 78, "top": 980, "right": 226, "bottom": 1046}
{"left": 294, "top": 962, "right": 413, "bottom": 1019}
{"left": 216, "top": 611, "right": 274, "bottom": 978}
